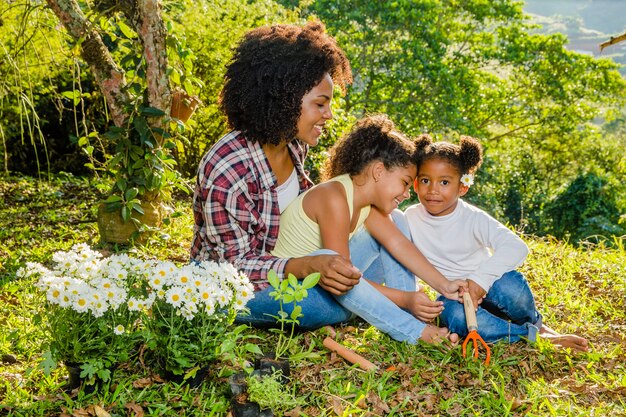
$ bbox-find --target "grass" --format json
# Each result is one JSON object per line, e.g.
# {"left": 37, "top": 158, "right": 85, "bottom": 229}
{"left": 1, "top": 173, "right": 625, "bottom": 416}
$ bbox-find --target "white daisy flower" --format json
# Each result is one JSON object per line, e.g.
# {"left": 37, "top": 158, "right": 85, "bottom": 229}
{"left": 113, "top": 324, "right": 125, "bottom": 335}
{"left": 165, "top": 287, "right": 185, "bottom": 308}
{"left": 460, "top": 173, "right": 474, "bottom": 187}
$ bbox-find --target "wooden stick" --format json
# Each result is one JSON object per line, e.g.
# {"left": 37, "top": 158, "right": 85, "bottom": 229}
{"left": 322, "top": 337, "right": 378, "bottom": 371}
{"left": 600, "top": 32, "right": 626, "bottom": 52}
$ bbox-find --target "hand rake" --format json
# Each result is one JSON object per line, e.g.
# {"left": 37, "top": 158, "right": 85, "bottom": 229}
{"left": 461, "top": 292, "right": 491, "bottom": 365}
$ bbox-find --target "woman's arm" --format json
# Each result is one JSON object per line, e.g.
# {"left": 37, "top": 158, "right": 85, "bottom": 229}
{"left": 365, "top": 208, "right": 466, "bottom": 300}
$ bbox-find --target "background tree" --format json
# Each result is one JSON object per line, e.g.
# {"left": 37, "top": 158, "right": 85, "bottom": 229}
{"left": 293, "top": 0, "right": 626, "bottom": 239}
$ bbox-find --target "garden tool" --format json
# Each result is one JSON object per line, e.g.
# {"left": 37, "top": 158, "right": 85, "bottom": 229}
{"left": 461, "top": 292, "right": 491, "bottom": 365}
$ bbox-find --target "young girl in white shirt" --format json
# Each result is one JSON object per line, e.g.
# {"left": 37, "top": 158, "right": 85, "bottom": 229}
{"left": 405, "top": 135, "right": 588, "bottom": 350}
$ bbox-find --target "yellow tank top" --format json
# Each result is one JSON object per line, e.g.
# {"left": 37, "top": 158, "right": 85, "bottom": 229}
{"left": 271, "top": 174, "right": 371, "bottom": 258}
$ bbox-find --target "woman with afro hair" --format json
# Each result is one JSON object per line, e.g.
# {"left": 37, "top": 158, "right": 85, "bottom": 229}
{"left": 191, "top": 20, "right": 361, "bottom": 329}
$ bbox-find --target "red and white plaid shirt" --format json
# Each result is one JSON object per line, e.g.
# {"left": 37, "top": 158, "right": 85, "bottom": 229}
{"left": 190, "top": 131, "right": 313, "bottom": 290}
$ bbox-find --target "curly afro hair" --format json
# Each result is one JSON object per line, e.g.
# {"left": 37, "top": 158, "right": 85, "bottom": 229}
{"left": 414, "top": 135, "right": 483, "bottom": 176}
{"left": 322, "top": 114, "right": 414, "bottom": 180}
{"left": 219, "top": 20, "right": 352, "bottom": 146}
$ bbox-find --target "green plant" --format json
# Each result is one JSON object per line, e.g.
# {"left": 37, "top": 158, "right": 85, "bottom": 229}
{"left": 246, "top": 371, "right": 302, "bottom": 414}
{"left": 266, "top": 270, "right": 320, "bottom": 359}
{"left": 143, "top": 260, "right": 255, "bottom": 377}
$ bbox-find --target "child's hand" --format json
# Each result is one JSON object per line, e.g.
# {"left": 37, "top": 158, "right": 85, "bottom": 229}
{"left": 439, "top": 279, "right": 468, "bottom": 302}
{"left": 406, "top": 287, "right": 444, "bottom": 322}
{"left": 467, "top": 279, "right": 486, "bottom": 309}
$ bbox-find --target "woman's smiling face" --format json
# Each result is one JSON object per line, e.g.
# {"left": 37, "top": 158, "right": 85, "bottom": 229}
{"left": 295, "top": 73, "right": 334, "bottom": 146}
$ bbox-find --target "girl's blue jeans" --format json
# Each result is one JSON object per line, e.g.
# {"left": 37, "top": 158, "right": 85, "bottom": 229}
{"left": 237, "top": 210, "right": 428, "bottom": 343}
{"left": 437, "top": 270, "right": 542, "bottom": 343}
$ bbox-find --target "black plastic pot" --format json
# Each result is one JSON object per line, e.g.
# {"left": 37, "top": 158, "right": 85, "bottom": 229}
{"left": 64, "top": 362, "right": 114, "bottom": 394}
{"left": 161, "top": 365, "right": 210, "bottom": 388}
{"left": 231, "top": 399, "right": 274, "bottom": 417}
{"left": 227, "top": 371, "right": 248, "bottom": 398}
{"left": 253, "top": 353, "right": 290, "bottom": 384}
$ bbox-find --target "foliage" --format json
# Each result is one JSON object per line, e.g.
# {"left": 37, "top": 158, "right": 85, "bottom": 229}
{"left": 267, "top": 270, "right": 320, "bottom": 358}
{"left": 1, "top": 174, "right": 625, "bottom": 415}
{"left": 246, "top": 371, "right": 302, "bottom": 414}
{"left": 293, "top": 0, "right": 626, "bottom": 238}
{"left": 544, "top": 172, "right": 626, "bottom": 244}
{"left": 0, "top": 2, "right": 105, "bottom": 176}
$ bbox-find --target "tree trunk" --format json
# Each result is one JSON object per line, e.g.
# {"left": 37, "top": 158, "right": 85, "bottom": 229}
{"left": 46, "top": 0, "right": 171, "bottom": 127}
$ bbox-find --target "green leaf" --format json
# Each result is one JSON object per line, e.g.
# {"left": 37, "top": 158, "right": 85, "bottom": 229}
{"left": 132, "top": 203, "right": 145, "bottom": 215}
{"left": 184, "top": 366, "right": 200, "bottom": 379}
{"left": 121, "top": 205, "right": 130, "bottom": 221}
{"left": 220, "top": 339, "right": 236, "bottom": 354}
{"left": 302, "top": 272, "right": 320, "bottom": 289}
{"left": 61, "top": 90, "right": 80, "bottom": 106}
{"left": 124, "top": 187, "right": 138, "bottom": 201}
{"left": 39, "top": 351, "right": 57, "bottom": 376}
{"left": 115, "top": 179, "right": 127, "bottom": 193}
{"left": 287, "top": 273, "right": 298, "bottom": 288}
{"left": 117, "top": 19, "right": 137, "bottom": 39}
{"left": 245, "top": 343, "right": 263, "bottom": 355}
{"left": 141, "top": 107, "right": 166, "bottom": 117}
{"left": 290, "top": 305, "right": 302, "bottom": 321}
{"left": 104, "top": 195, "right": 123, "bottom": 203}
{"left": 268, "top": 270, "right": 280, "bottom": 289}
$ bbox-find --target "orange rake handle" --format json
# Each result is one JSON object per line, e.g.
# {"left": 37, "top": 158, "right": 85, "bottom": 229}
{"left": 461, "top": 292, "right": 491, "bottom": 365}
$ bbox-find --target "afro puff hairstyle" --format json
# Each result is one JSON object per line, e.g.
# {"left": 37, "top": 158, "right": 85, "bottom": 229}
{"left": 413, "top": 135, "right": 483, "bottom": 176}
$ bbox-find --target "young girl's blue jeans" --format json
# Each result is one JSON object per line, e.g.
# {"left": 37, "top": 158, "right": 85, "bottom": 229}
{"left": 437, "top": 270, "right": 542, "bottom": 343}
{"left": 237, "top": 210, "right": 427, "bottom": 343}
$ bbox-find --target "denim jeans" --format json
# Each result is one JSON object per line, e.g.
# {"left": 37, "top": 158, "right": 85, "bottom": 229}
{"left": 237, "top": 210, "right": 427, "bottom": 342}
{"left": 437, "top": 270, "right": 541, "bottom": 343}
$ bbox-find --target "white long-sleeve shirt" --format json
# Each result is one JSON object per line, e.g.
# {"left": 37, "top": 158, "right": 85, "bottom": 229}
{"left": 404, "top": 199, "right": 529, "bottom": 292}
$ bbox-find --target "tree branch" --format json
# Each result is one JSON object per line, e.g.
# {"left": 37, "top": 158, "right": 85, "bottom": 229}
{"left": 46, "top": 0, "right": 129, "bottom": 127}
{"left": 600, "top": 32, "right": 626, "bottom": 52}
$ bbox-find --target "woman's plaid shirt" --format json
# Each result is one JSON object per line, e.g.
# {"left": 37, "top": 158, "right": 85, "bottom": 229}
{"left": 190, "top": 131, "right": 313, "bottom": 290}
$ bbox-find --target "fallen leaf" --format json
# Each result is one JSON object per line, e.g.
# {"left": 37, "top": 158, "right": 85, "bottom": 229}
{"left": 93, "top": 405, "right": 110, "bottom": 417}
{"left": 284, "top": 406, "right": 302, "bottom": 417}
{"left": 330, "top": 397, "right": 343, "bottom": 416}
{"left": 124, "top": 402, "right": 144, "bottom": 417}
{"left": 366, "top": 391, "right": 390, "bottom": 414}
{"left": 132, "top": 377, "right": 154, "bottom": 388}
{"left": 71, "top": 408, "right": 91, "bottom": 417}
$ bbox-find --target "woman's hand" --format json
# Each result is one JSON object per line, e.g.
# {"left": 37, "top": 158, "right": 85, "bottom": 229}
{"left": 312, "top": 254, "right": 362, "bottom": 295}
{"left": 286, "top": 254, "right": 362, "bottom": 296}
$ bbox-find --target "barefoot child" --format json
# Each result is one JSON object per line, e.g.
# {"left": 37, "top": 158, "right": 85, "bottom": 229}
{"left": 405, "top": 135, "right": 588, "bottom": 351}
{"left": 272, "top": 114, "right": 466, "bottom": 344}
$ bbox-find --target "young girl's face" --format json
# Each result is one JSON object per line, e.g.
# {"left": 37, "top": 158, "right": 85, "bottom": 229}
{"left": 373, "top": 164, "right": 416, "bottom": 214}
{"left": 415, "top": 158, "right": 468, "bottom": 217}
{"left": 295, "top": 73, "right": 334, "bottom": 146}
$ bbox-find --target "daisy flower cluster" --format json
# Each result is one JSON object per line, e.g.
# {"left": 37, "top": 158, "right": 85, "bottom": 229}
{"left": 19, "top": 243, "right": 255, "bottom": 323}
{"left": 149, "top": 260, "right": 255, "bottom": 321}
{"left": 19, "top": 244, "right": 151, "bottom": 321}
